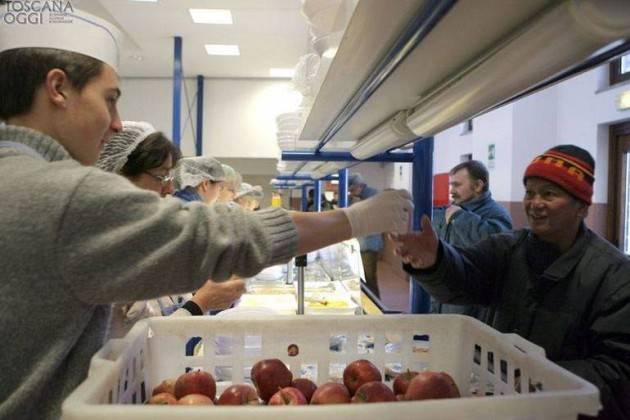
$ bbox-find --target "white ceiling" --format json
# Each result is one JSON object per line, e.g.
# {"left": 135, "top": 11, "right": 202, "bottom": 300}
{"left": 75, "top": 0, "right": 310, "bottom": 78}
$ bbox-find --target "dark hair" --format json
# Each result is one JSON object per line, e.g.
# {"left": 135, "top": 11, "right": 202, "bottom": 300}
{"left": 0, "top": 48, "right": 104, "bottom": 120}
{"left": 120, "top": 132, "right": 181, "bottom": 177}
{"left": 450, "top": 160, "right": 489, "bottom": 192}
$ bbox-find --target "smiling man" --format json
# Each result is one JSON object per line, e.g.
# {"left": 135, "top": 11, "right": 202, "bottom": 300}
{"left": 391, "top": 145, "right": 630, "bottom": 419}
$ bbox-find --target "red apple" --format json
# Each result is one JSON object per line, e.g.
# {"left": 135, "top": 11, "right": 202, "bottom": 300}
{"left": 291, "top": 378, "right": 318, "bottom": 403}
{"left": 393, "top": 370, "right": 419, "bottom": 396}
{"left": 403, "top": 371, "right": 461, "bottom": 401}
{"left": 251, "top": 359, "right": 293, "bottom": 402}
{"left": 351, "top": 381, "right": 396, "bottom": 403}
{"left": 343, "top": 359, "right": 382, "bottom": 396}
{"left": 310, "top": 382, "right": 351, "bottom": 405}
{"left": 177, "top": 393, "right": 214, "bottom": 405}
{"left": 268, "top": 387, "right": 307, "bottom": 405}
{"left": 146, "top": 392, "right": 178, "bottom": 405}
{"left": 152, "top": 378, "right": 176, "bottom": 396}
{"left": 174, "top": 370, "right": 216, "bottom": 400}
{"left": 217, "top": 384, "right": 260, "bottom": 405}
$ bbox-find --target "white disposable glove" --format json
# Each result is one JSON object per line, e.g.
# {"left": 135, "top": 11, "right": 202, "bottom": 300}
{"left": 341, "top": 189, "right": 413, "bottom": 238}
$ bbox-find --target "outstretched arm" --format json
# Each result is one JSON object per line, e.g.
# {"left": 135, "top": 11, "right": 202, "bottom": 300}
{"left": 292, "top": 189, "right": 413, "bottom": 255}
{"left": 391, "top": 215, "right": 508, "bottom": 306}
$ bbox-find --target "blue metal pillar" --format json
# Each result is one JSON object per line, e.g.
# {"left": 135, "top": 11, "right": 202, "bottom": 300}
{"left": 301, "top": 185, "right": 308, "bottom": 211}
{"left": 410, "top": 137, "right": 434, "bottom": 314}
{"left": 313, "top": 180, "right": 322, "bottom": 212}
{"left": 195, "top": 75, "right": 204, "bottom": 156}
{"left": 172, "top": 36, "right": 183, "bottom": 148}
{"left": 338, "top": 168, "right": 348, "bottom": 208}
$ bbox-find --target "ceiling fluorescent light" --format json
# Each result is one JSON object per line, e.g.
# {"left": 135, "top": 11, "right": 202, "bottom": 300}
{"left": 205, "top": 44, "right": 240, "bottom": 56}
{"left": 406, "top": 1, "right": 630, "bottom": 139}
{"left": 350, "top": 111, "right": 416, "bottom": 160}
{"left": 189, "top": 9, "right": 232, "bottom": 24}
{"left": 270, "top": 68, "right": 295, "bottom": 78}
{"left": 311, "top": 162, "right": 352, "bottom": 179}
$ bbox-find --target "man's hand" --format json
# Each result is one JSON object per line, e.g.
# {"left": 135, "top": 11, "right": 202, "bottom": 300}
{"left": 444, "top": 205, "right": 462, "bottom": 223}
{"left": 341, "top": 189, "right": 413, "bottom": 238}
{"left": 390, "top": 215, "right": 439, "bottom": 269}
{"left": 191, "top": 277, "right": 247, "bottom": 312}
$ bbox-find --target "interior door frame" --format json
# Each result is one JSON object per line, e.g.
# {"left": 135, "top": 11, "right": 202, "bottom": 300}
{"left": 607, "top": 120, "right": 630, "bottom": 248}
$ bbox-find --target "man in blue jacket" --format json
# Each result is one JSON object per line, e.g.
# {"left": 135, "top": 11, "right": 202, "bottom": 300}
{"left": 433, "top": 160, "right": 512, "bottom": 318}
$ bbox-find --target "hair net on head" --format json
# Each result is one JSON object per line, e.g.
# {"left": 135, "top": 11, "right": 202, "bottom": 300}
{"left": 235, "top": 183, "right": 264, "bottom": 200}
{"left": 221, "top": 164, "right": 242, "bottom": 191}
{"left": 174, "top": 156, "right": 226, "bottom": 190}
{"left": 96, "top": 121, "right": 156, "bottom": 173}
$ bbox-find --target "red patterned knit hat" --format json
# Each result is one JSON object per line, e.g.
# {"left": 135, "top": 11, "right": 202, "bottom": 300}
{"left": 523, "top": 145, "right": 595, "bottom": 205}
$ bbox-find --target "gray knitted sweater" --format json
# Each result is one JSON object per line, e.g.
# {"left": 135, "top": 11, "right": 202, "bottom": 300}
{"left": 0, "top": 125, "right": 298, "bottom": 419}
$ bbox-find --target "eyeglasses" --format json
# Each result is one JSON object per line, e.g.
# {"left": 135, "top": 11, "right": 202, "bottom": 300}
{"left": 145, "top": 171, "right": 174, "bottom": 185}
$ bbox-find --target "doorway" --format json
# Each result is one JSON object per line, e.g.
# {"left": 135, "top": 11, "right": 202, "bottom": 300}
{"left": 608, "top": 121, "right": 630, "bottom": 254}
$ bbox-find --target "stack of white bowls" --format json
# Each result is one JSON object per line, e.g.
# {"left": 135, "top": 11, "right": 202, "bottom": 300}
{"left": 276, "top": 111, "right": 304, "bottom": 151}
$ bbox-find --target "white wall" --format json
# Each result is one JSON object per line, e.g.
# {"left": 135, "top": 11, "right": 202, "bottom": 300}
{"left": 119, "top": 77, "right": 295, "bottom": 162}
{"left": 511, "top": 86, "right": 558, "bottom": 201}
{"left": 204, "top": 80, "right": 297, "bottom": 159}
{"left": 473, "top": 104, "right": 514, "bottom": 202}
{"left": 384, "top": 162, "right": 413, "bottom": 191}
{"left": 118, "top": 78, "right": 194, "bottom": 154}
{"left": 433, "top": 104, "right": 514, "bottom": 202}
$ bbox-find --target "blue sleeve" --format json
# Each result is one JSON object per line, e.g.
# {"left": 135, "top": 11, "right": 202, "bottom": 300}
{"left": 448, "top": 207, "right": 512, "bottom": 245}
{"left": 406, "top": 233, "right": 515, "bottom": 306}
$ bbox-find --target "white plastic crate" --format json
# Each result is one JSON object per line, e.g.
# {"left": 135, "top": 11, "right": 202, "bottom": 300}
{"left": 62, "top": 315, "right": 600, "bottom": 420}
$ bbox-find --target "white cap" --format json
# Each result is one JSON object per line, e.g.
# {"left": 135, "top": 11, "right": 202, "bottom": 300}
{"left": 174, "top": 156, "right": 226, "bottom": 190}
{"left": 235, "top": 183, "right": 264, "bottom": 200}
{"left": 97, "top": 121, "right": 157, "bottom": 173}
{"left": 0, "top": 7, "right": 122, "bottom": 72}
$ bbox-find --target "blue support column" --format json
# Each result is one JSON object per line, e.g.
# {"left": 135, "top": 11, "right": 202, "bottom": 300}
{"left": 338, "top": 168, "right": 348, "bottom": 208}
{"left": 195, "top": 75, "right": 204, "bottom": 156}
{"left": 301, "top": 185, "right": 308, "bottom": 211}
{"left": 410, "top": 137, "right": 434, "bottom": 314}
{"left": 314, "top": 180, "right": 322, "bottom": 212}
{"left": 172, "top": 36, "right": 183, "bottom": 148}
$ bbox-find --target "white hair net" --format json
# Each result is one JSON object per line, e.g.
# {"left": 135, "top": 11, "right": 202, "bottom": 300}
{"left": 174, "top": 156, "right": 226, "bottom": 190}
{"left": 221, "top": 164, "right": 242, "bottom": 191}
{"left": 235, "top": 183, "right": 264, "bottom": 200}
{"left": 96, "top": 121, "right": 156, "bottom": 173}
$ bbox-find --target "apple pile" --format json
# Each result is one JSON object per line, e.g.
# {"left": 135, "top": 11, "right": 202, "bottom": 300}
{"left": 147, "top": 358, "right": 460, "bottom": 406}
{"left": 148, "top": 371, "right": 216, "bottom": 405}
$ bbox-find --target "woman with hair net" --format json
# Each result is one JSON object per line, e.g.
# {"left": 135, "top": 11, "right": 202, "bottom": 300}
{"left": 97, "top": 121, "right": 246, "bottom": 338}
{"left": 217, "top": 163, "right": 243, "bottom": 204}
{"left": 235, "top": 182, "right": 264, "bottom": 211}
{"left": 96, "top": 121, "right": 180, "bottom": 197}
{"left": 173, "top": 156, "right": 225, "bottom": 204}
{"left": 0, "top": 11, "right": 412, "bottom": 418}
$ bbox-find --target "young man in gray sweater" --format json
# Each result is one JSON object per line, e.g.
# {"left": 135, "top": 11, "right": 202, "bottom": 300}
{"left": 0, "top": 10, "right": 413, "bottom": 419}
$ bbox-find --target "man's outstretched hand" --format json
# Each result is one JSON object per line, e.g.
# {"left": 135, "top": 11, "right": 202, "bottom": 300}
{"left": 390, "top": 215, "right": 439, "bottom": 269}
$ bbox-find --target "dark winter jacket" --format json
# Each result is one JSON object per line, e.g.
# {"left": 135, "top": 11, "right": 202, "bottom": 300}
{"left": 431, "top": 191, "right": 512, "bottom": 317}
{"left": 406, "top": 225, "right": 630, "bottom": 419}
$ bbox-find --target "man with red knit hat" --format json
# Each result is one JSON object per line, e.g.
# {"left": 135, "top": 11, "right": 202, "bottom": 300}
{"left": 392, "top": 145, "right": 630, "bottom": 419}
